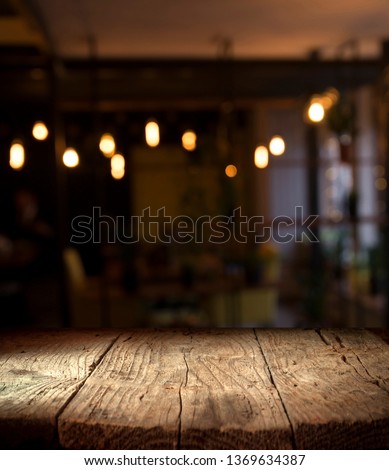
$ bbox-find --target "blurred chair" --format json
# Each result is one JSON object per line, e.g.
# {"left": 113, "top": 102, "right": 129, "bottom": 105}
{"left": 63, "top": 247, "right": 102, "bottom": 327}
{"left": 238, "top": 288, "right": 278, "bottom": 326}
{"left": 63, "top": 247, "right": 139, "bottom": 328}
{"left": 209, "top": 288, "right": 278, "bottom": 327}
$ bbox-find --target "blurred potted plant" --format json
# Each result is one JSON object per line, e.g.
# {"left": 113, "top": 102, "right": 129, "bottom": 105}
{"left": 326, "top": 94, "right": 356, "bottom": 163}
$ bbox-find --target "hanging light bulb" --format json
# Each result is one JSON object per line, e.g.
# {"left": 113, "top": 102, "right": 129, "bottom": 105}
{"left": 32, "top": 121, "right": 49, "bottom": 141}
{"left": 111, "top": 153, "right": 125, "bottom": 179}
{"left": 225, "top": 164, "right": 237, "bottom": 178}
{"left": 145, "top": 120, "right": 160, "bottom": 147}
{"left": 111, "top": 153, "right": 125, "bottom": 171}
{"left": 307, "top": 98, "right": 325, "bottom": 123}
{"left": 111, "top": 167, "right": 125, "bottom": 180}
{"left": 9, "top": 140, "right": 25, "bottom": 170}
{"left": 63, "top": 148, "right": 79, "bottom": 168}
{"left": 269, "top": 135, "right": 285, "bottom": 156}
{"left": 99, "top": 133, "right": 116, "bottom": 157}
{"left": 254, "top": 145, "right": 269, "bottom": 169}
{"left": 182, "top": 130, "right": 197, "bottom": 151}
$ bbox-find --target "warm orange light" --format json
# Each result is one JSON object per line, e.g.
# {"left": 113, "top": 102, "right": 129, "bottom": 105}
{"left": 269, "top": 136, "right": 285, "bottom": 156}
{"left": 63, "top": 148, "right": 79, "bottom": 168}
{"left": 111, "top": 153, "right": 125, "bottom": 171}
{"left": 182, "top": 130, "right": 197, "bottom": 151}
{"left": 323, "top": 87, "right": 339, "bottom": 107}
{"left": 111, "top": 167, "right": 125, "bottom": 180}
{"left": 225, "top": 164, "right": 237, "bottom": 178}
{"left": 32, "top": 121, "right": 49, "bottom": 140}
{"left": 111, "top": 154, "right": 125, "bottom": 179}
{"left": 99, "top": 133, "right": 115, "bottom": 157}
{"left": 308, "top": 101, "right": 325, "bottom": 123}
{"left": 9, "top": 140, "right": 25, "bottom": 170}
{"left": 254, "top": 145, "right": 269, "bottom": 169}
{"left": 145, "top": 121, "right": 160, "bottom": 147}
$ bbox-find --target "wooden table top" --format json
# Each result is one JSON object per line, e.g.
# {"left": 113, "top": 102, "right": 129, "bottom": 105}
{"left": 0, "top": 328, "right": 388, "bottom": 450}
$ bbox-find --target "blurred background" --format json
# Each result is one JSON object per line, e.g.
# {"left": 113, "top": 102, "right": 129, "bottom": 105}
{"left": 1, "top": 0, "right": 389, "bottom": 329}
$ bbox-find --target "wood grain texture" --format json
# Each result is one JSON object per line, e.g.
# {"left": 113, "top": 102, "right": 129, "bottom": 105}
{"left": 2, "top": 328, "right": 389, "bottom": 450}
{"left": 369, "top": 329, "right": 389, "bottom": 346}
{"left": 255, "top": 329, "right": 389, "bottom": 449}
{"left": 179, "top": 329, "right": 292, "bottom": 449}
{"left": 58, "top": 329, "right": 192, "bottom": 449}
{"left": 321, "top": 329, "right": 389, "bottom": 393}
{"left": 0, "top": 330, "right": 118, "bottom": 449}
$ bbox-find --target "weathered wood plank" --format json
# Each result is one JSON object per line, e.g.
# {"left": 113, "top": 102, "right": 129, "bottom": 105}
{"left": 369, "top": 328, "right": 389, "bottom": 346}
{"left": 321, "top": 329, "right": 389, "bottom": 394}
{"left": 179, "top": 329, "right": 292, "bottom": 449}
{"left": 58, "top": 329, "right": 191, "bottom": 449}
{"left": 255, "top": 329, "right": 389, "bottom": 449}
{"left": 0, "top": 330, "right": 118, "bottom": 449}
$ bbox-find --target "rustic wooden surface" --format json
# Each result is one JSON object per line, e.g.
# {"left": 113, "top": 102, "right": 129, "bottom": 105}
{"left": 0, "top": 330, "right": 119, "bottom": 448}
{"left": 256, "top": 329, "right": 389, "bottom": 449}
{"left": 59, "top": 330, "right": 189, "bottom": 449}
{"left": 178, "top": 330, "right": 292, "bottom": 449}
{"left": 0, "top": 328, "right": 388, "bottom": 449}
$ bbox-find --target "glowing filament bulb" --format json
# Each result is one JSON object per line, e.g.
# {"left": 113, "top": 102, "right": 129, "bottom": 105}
{"left": 99, "top": 133, "right": 116, "bottom": 157}
{"left": 254, "top": 145, "right": 269, "bottom": 169}
{"left": 182, "top": 130, "right": 197, "bottom": 151}
{"left": 145, "top": 121, "right": 160, "bottom": 147}
{"left": 225, "top": 164, "right": 237, "bottom": 178}
{"left": 111, "top": 153, "right": 125, "bottom": 171}
{"left": 111, "top": 154, "right": 125, "bottom": 180}
{"left": 269, "top": 136, "right": 285, "bottom": 156}
{"left": 308, "top": 102, "right": 325, "bottom": 123}
{"left": 10, "top": 141, "right": 25, "bottom": 170}
{"left": 63, "top": 148, "right": 79, "bottom": 168}
{"left": 32, "top": 121, "right": 49, "bottom": 140}
{"left": 111, "top": 167, "right": 125, "bottom": 180}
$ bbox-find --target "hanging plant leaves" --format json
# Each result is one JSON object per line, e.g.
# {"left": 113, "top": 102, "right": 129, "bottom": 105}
{"left": 326, "top": 96, "right": 356, "bottom": 136}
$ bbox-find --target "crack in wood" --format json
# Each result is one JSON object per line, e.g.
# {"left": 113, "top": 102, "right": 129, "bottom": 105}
{"left": 347, "top": 346, "right": 389, "bottom": 396}
{"left": 54, "top": 334, "right": 121, "bottom": 447}
{"left": 5, "top": 329, "right": 388, "bottom": 449}
{"left": 316, "top": 330, "right": 375, "bottom": 384}
{"left": 321, "top": 330, "right": 389, "bottom": 397}
{"left": 183, "top": 353, "right": 189, "bottom": 387}
{"left": 339, "top": 353, "right": 371, "bottom": 383}
{"left": 333, "top": 334, "right": 345, "bottom": 348}
{"left": 253, "top": 329, "right": 296, "bottom": 449}
{"left": 177, "top": 344, "right": 191, "bottom": 449}
{"left": 315, "top": 329, "right": 330, "bottom": 346}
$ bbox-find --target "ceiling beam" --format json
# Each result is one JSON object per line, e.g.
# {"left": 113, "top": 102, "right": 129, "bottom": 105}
{"left": 0, "top": 58, "right": 380, "bottom": 109}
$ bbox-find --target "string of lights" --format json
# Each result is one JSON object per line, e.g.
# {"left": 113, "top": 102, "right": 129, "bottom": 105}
{"left": 9, "top": 116, "right": 288, "bottom": 179}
